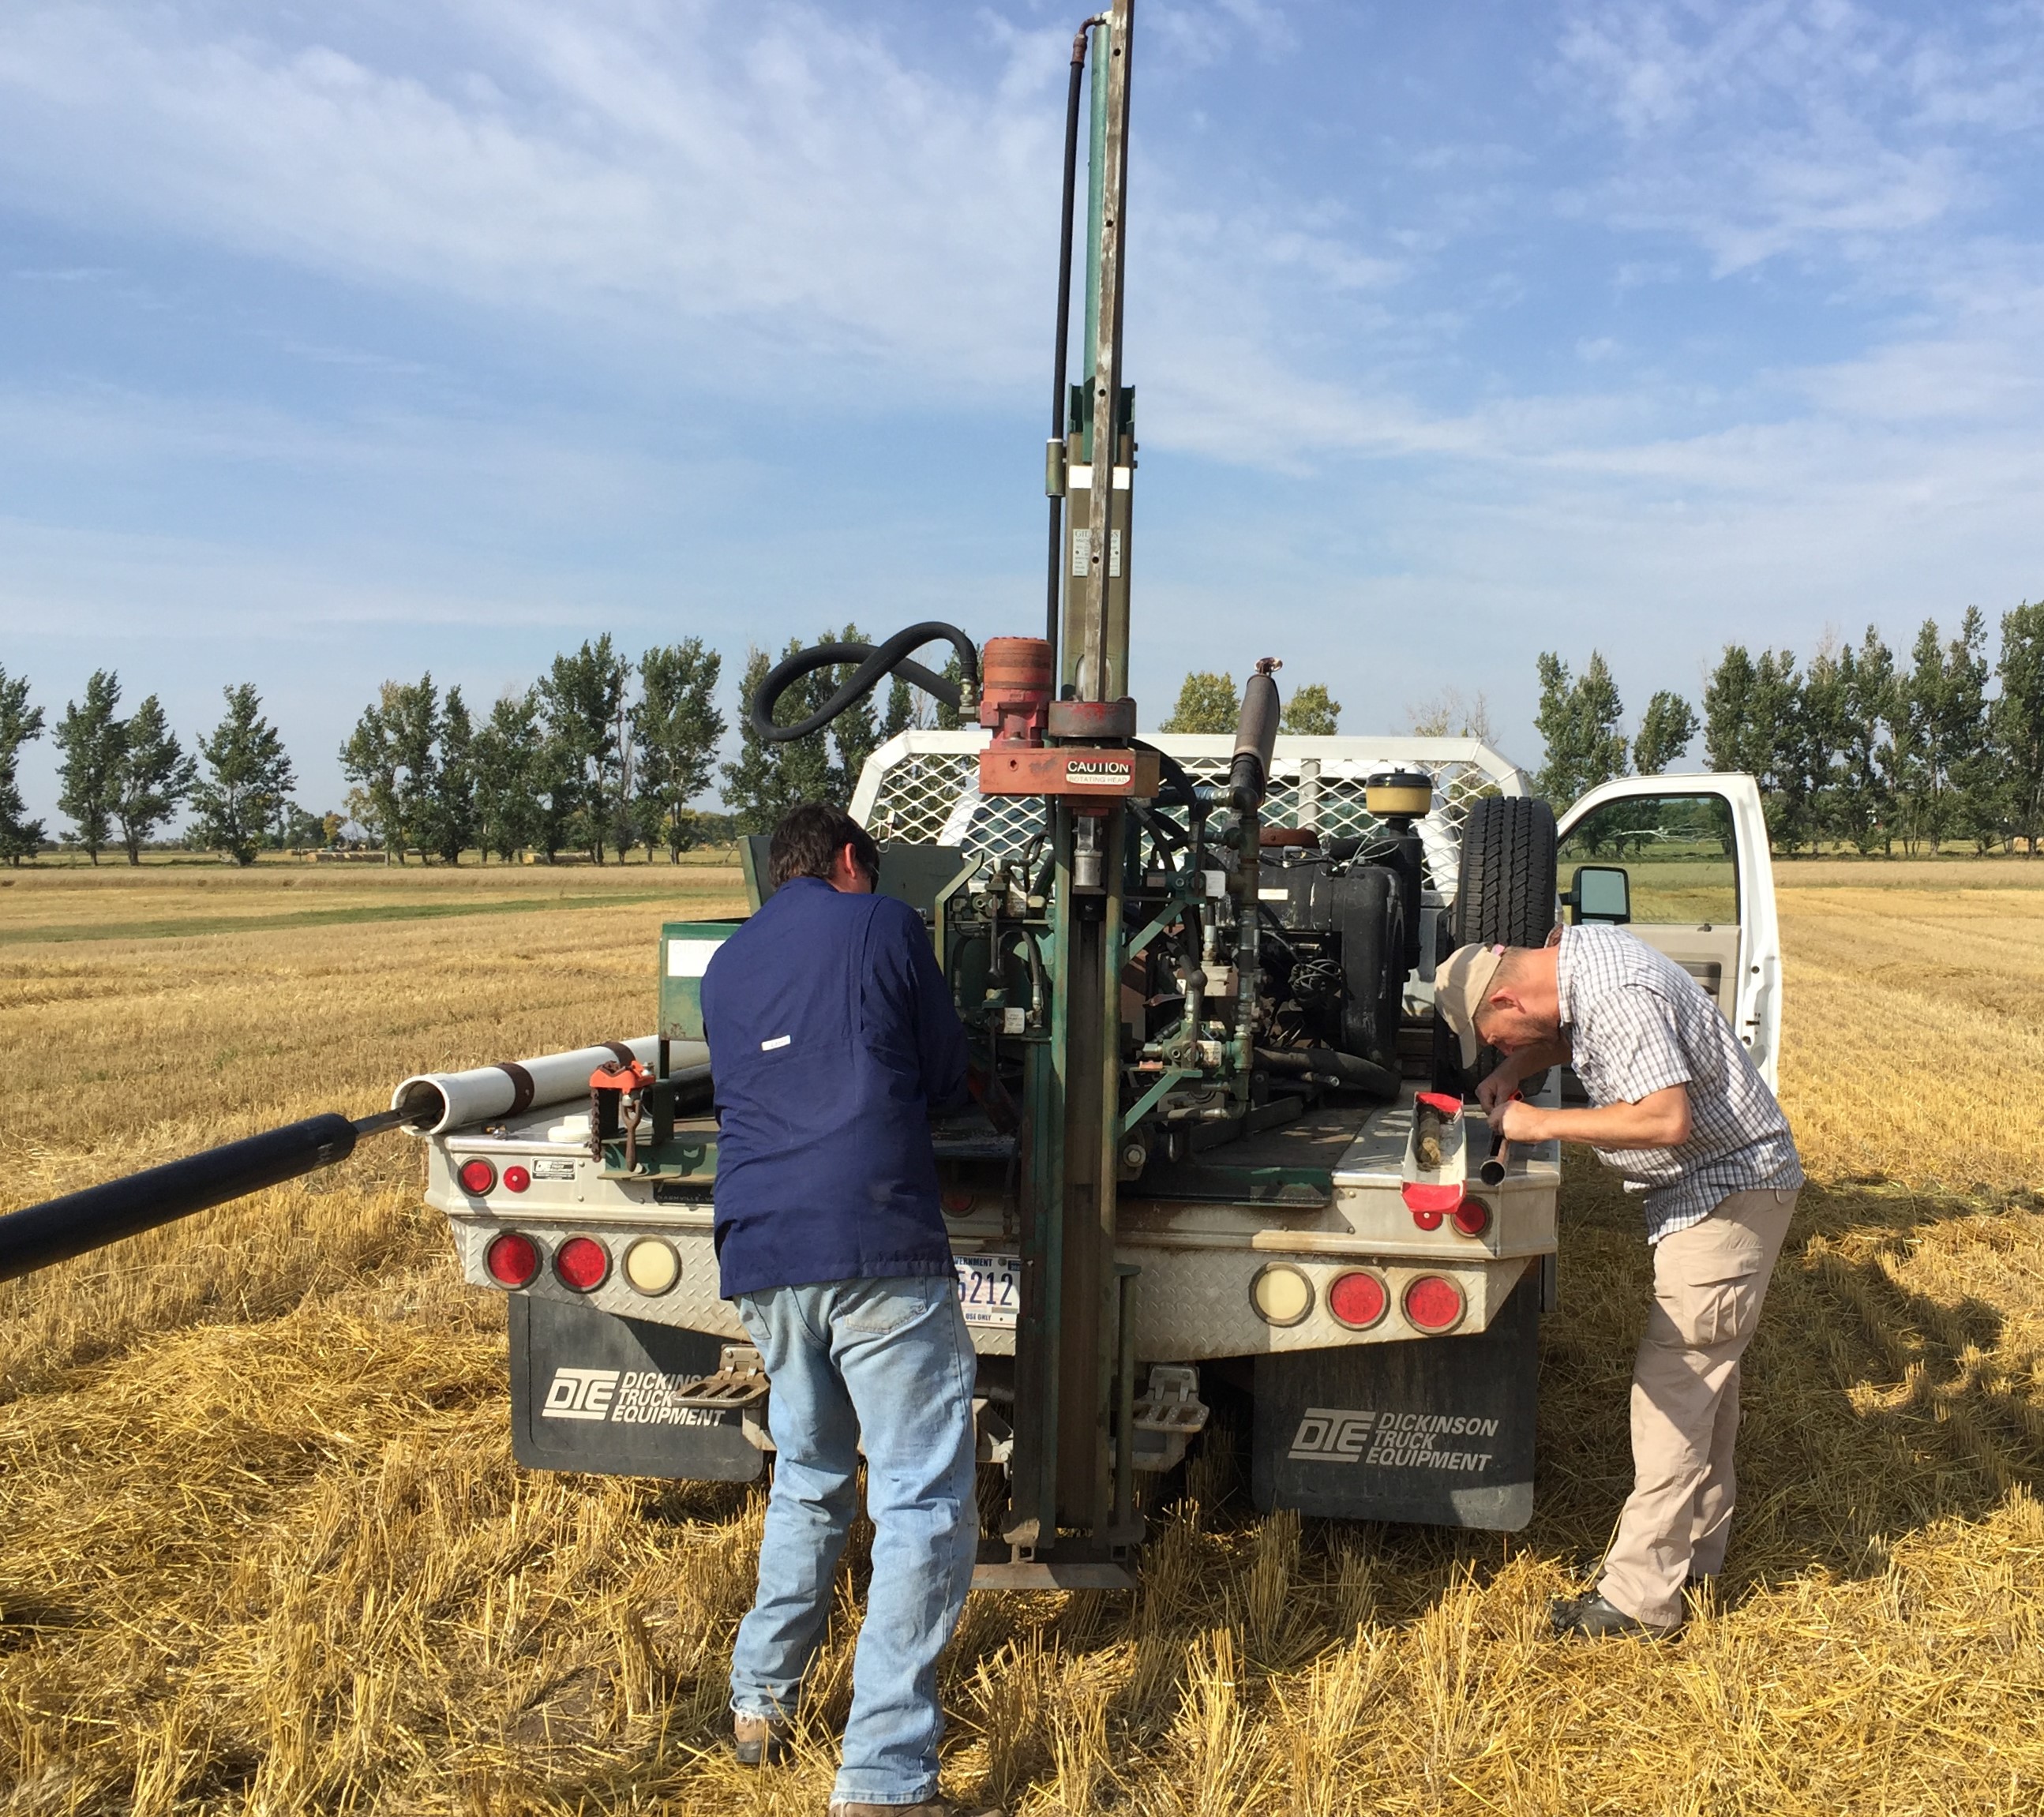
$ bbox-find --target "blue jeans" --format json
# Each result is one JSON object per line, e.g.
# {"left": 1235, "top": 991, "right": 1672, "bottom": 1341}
{"left": 730, "top": 1274, "right": 978, "bottom": 1807}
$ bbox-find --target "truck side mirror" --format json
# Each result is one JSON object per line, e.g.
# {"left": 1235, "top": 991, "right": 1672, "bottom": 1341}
{"left": 1566, "top": 864, "right": 1631, "bottom": 924}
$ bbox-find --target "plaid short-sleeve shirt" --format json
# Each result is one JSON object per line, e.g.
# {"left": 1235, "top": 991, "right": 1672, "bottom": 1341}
{"left": 1555, "top": 923, "right": 1802, "bottom": 1242}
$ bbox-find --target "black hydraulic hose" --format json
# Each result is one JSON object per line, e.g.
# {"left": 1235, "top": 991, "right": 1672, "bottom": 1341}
{"left": 748, "top": 622, "right": 981, "bottom": 744}
{"left": 1131, "top": 799, "right": 1185, "bottom": 856}
{"left": 1132, "top": 739, "right": 1196, "bottom": 808}
{"left": 0, "top": 1110, "right": 405, "bottom": 1285}
{"left": 1255, "top": 1045, "right": 1403, "bottom": 1100}
{"left": 1046, "top": 19, "right": 1101, "bottom": 660}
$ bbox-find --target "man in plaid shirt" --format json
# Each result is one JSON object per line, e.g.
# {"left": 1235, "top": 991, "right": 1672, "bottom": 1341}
{"left": 1437, "top": 925, "right": 1803, "bottom": 1639}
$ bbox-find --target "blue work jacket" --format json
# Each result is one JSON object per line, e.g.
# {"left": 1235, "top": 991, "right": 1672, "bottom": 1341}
{"left": 700, "top": 875, "right": 969, "bottom": 1298}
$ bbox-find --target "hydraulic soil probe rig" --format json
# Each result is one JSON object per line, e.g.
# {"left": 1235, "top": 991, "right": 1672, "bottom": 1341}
{"left": 0, "top": 1, "right": 1786, "bottom": 1589}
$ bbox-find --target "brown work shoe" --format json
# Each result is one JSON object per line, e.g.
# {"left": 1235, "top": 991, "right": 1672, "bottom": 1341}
{"left": 733, "top": 1710, "right": 792, "bottom": 1765}
{"left": 1549, "top": 1591, "right": 1682, "bottom": 1642}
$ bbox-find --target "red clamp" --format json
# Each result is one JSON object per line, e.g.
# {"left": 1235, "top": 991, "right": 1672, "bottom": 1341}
{"left": 591, "top": 1059, "right": 653, "bottom": 1093}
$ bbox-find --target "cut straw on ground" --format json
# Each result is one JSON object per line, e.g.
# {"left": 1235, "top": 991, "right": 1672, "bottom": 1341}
{"left": 2, "top": 859, "right": 2042, "bottom": 1813}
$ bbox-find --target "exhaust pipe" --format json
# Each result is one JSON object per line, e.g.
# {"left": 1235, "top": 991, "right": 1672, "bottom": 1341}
{"left": 1228, "top": 657, "right": 1281, "bottom": 811}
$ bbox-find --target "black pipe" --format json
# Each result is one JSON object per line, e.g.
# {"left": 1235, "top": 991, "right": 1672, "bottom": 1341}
{"left": 1255, "top": 1044, "right": 1402, "bottom": 1100}
{"left": 748, "top": 621, "right": 981, "bottom": 744}
{"left": 1046, "top": 20, "right": 1099, "bottom": 663}
{"left": 0, "top": 1112, "right": 395, "bottom": 1285}
{"left": 1229, "top": 661, "right": 1282, "bottom": 812}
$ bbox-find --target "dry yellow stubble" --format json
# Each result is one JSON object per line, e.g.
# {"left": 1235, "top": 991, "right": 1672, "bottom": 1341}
{"left": 2, "top": 856, "right": 2042, "bottom": 1815}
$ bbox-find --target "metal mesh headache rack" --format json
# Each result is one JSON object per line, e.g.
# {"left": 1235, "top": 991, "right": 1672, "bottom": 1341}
{"left": 850, "top": 730, "right": 1531, "bottom": 901}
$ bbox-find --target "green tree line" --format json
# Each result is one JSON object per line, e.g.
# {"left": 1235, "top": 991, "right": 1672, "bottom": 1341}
{"left": 339, "top": 626, "right": 962, "bottom": 863}
{"left": 17, "top": 604, "right": 2035, "bottom": 867}
{"left": 339, "top": 635, "right": 732, "bottom": 865}
{"left": 0, "top": 666, "right": 294, "bottom": 867}
{"left": 1533, "top": 601, "right": 2044, "bottom": 855}
{"left": 0, "top": 626, "right": 963, "bottom": 867}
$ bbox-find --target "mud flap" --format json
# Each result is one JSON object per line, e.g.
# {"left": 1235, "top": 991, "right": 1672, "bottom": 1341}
{"left": 508, "top": 1294, "right": 767, "bottom": 1481}
{"left": 1251, "top": 1270, "right": 1539, "bottom": 1530}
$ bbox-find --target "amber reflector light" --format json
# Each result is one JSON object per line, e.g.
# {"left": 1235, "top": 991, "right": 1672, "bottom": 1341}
{"left": 1250, "top": 1264, "right": 1314, "bottom": 1327}
{"left": 623, "top": 1238, "right": 680, "bottom": 1296}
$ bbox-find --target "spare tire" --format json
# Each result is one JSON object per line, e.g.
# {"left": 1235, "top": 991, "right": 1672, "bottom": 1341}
{"left": 1439, "top": 796, "right": 1558, "bottom": 1092}
{"left": 1453, "top": 796, "right": 1558, "bottom": 951}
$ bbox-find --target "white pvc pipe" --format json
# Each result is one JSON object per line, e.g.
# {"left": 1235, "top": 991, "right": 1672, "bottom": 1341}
{"left": 392, "top": 1036, "right": 709, "bottom": 1136}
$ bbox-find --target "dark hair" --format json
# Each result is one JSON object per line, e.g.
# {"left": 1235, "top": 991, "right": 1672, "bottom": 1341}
{"left": 768, "top": 802, "right": 880, "bottom": 890}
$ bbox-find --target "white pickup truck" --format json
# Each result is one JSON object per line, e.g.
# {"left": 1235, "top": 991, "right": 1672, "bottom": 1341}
{"left": 413, "top": 736, "right": 1779, "bottom": 1531}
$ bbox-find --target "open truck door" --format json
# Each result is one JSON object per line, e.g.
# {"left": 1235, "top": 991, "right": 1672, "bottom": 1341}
{"left": 1554, "top": 774, "right": 1782, "bottom": 1089}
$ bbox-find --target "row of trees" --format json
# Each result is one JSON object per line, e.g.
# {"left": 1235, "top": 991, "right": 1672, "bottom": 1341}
{"left": 1534, "top": 603, "right": 2044, "bottom": 854}
{"left": 339, "top": 628, "right": 966, "bottom": 864}
{"left": 0, "top": 628, "right": 959, "bottom": 867}
{"left": 0, "top": 667, "right": 297, "bottom": 866}
{"left": 13, "top": 605, "right": 2040, "bottom": 865}
{"left": 340, "top": 637, "right": 726, "bottom": 864}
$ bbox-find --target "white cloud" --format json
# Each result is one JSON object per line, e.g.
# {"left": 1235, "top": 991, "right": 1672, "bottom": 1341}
{"left": 0, "top": 2, "right": 1071, "bottom": 388}
{"left": 1556, "top": 1, "right": 2044, "bottom": 273}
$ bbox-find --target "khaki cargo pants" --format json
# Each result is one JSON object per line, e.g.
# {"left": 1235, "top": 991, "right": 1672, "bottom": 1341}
{"left": 1598, "top": 1186, "right": 1800, "bottom": 1629}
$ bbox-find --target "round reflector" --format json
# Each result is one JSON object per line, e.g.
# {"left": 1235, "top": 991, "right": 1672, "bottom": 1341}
{"left": 1250, "top": 1263, "right": 1313, "bottom": 1327}
{"left": 940, "top": 1189, "right": 975, "bottom": 1216}
{"left": 485, "top": 1231, "right": 540, "bottom": 1289}
{"left": 624, "top": 1238, "right": 680, "bottom": 1296}
{"left": 457, "top": 1158, "right": 497, "bottom": 1196}
{"left": 1450, "top": 1198, "right": 1491, "bottom": 1237}
{"left": 503, "top": 1165, "right": 531, "bottom": 1193}
{"left": 1405, "top": 1274, "right": 1467, "bottom": 1334}
{"left": 1327, "top": 1269, "right": 1389, "bottom": 1331}
{"left": 554, "top": 1236, "right": 610, "bottom": 1292}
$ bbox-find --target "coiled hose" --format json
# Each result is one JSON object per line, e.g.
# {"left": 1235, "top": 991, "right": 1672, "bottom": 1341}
{"left": 748, "top": 622, "right": 982, "bottom": 743}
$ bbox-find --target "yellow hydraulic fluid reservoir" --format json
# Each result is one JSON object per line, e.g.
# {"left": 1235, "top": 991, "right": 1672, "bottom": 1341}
{"left": 1365, "top": 770, "right": 1433, "bottom": 819}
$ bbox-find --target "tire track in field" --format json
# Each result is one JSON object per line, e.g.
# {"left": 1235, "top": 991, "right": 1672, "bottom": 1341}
{"left": 0, "top": 890, "right": 718, "bottom": 946}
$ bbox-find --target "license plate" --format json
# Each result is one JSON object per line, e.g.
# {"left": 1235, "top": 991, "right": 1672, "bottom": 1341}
{"left": 954, "top": 1253, "right": 1022, "bottom": 1328}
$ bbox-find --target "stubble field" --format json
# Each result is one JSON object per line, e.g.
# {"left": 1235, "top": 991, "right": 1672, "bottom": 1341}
{"left": 2, "top": 855, "right": 2042, "bottom": 1815}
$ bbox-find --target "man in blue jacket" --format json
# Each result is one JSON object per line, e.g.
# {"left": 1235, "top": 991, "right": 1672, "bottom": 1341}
{"left": 701, "top": 801, "right": 986, "bottom": 1817}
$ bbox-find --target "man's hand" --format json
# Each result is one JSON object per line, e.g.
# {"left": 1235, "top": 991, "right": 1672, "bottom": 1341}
{"left": 1476, "top": 1067, "right": 1517, "bottom": 1115}
{"left": 1492, "top": 1096, "right": 1545, "bottom": 1143}
{"left": 1475, "top": 1038, "right": 1570, "bottom": 1114}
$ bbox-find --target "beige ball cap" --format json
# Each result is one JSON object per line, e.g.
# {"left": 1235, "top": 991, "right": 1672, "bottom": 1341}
{"left": 1435, "top": 942, "right": 1507, "bottom": 1070}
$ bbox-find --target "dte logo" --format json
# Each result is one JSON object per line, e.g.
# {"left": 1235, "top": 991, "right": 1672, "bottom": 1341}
{"left": 542, "top": 1367, "right": 621, "bottom": 1421}
{"left": 1288, "top": 1407, "right": 1375, "bottom": 1461}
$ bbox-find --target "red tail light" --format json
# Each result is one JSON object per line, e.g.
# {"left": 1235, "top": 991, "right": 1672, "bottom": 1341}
{"left": 503, "top": 1165, "right": 531, "bottom": 1193}
{"left": 485, "top": 1231, "right": 541, "bottom": 1289}
{"left": 554, "top": 1236, "right": 611, "bottom": 1292}
{"left": 1404, "top": 1274, "right": 1466, "bottom": 1334}
{"left": 1450, "top": 1199, "right": 1491, "bottom": 1237}
{"left": 1327, "top": 1269, "right": 1389, "bottom": 1331}
{"left": 458, "top": 1158, "right": 497, "bottom": 1196}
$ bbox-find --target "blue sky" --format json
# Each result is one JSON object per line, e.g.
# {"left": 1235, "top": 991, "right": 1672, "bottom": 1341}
{"left": 3, "top": 0, "right": 2042, "bottom": 822}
